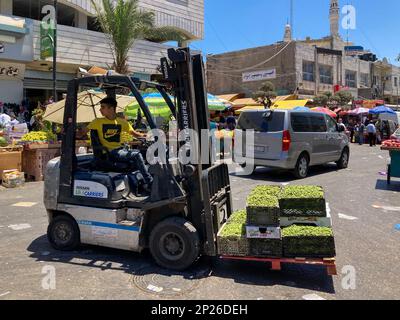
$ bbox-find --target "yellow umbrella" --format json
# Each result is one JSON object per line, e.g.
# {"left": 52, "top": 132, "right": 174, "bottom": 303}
{"left": 43, "top": 90, "right": 135, "bottom": 124}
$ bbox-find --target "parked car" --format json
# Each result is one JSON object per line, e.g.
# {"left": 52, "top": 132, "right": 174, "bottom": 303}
{"left": 234, "top": 109, "right": 350, "bottom": 178}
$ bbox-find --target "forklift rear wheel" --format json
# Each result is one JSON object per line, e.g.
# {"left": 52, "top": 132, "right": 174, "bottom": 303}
{"left": 149, "top": 217, "right": 200, "bottom": 271}
{"left": 47, "top": 215, "right": 80, "bottom": 251}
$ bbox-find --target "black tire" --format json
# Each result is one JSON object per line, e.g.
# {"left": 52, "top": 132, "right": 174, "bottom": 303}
{"left": 149, "top": 217, "right": 200, "bottom": 271}
{"left": 336, "top": 148, "right": 350, "bottom": 169}
{"left": 293, "top": 153, "right": 309, "bottom": 179}
{"left": 47, "top": 215, "right": 80, "bottom": 251}
{"left": 240, "top": 163, "right": 256, "bottom": 175}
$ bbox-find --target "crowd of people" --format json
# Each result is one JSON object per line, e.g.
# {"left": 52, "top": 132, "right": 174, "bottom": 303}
{"left": 344, "top": 117, "right": 397, "bottom": 147}
{"left": 0, "top": 97, "right": 54, "bottom": 131}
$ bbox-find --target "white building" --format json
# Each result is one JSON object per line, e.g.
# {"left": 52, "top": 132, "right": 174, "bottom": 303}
{"left": 0, "top": 0, "right": 204, "bottom": 107}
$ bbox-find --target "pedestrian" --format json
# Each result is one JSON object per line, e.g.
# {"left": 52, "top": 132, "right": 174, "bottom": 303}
{"left": 357, "top": 121, "right": 365, "bottom": 145}
{"left": 366, "top": 121, "right": 377, "bottom": 147}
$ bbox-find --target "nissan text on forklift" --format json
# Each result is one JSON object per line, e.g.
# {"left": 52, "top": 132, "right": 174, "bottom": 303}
{"left": 43, "top": 48, "right": 233, "bottom": 271}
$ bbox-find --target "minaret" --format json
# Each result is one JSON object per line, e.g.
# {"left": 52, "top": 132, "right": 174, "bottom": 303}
{"left": 330, "top": 0, "right": 340, "bottom": 38}
{"left": 283, "top": 23, "right": 292, "bottom": 42}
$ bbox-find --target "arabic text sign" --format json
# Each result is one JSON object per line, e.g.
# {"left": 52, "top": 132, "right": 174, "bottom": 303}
{"left": 242, "top": 69, "right": 276, "bottom": 83}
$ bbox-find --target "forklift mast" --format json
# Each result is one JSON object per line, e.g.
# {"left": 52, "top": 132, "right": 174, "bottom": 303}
{"left": 161, "top": 48, "right": 232, "bottom": 255}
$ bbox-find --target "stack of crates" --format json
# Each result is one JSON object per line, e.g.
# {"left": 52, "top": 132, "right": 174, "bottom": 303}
{"left": 245, "top": 186, "right": 283, "bottom": 257}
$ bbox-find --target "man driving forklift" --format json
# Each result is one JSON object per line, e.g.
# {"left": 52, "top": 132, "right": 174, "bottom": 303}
{"left": 80, "top": 97, "right": 153, "bottom": 186}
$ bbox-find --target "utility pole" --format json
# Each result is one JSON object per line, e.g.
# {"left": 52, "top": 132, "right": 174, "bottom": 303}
{"left": 53, "top": 0, "right": 58, "bottom": 102}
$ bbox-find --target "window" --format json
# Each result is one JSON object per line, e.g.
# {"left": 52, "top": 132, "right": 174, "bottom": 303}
{"left": 309, "top": 114, "right": 327, "bottom": 132}
{"left": 291, "top": 114, "right": 312, "bottom": 132}
{"left": 319, "top": 65, "right": 333, "bottom": 84}
{"left": 326, "top": 116, "right": 338, "bottom": 133}
{"left": 237, "top": 112, "right": 285, "bottom": 132}
{"left": 303, "top": 61, "right": 315, "bottom": 82}
{"left": 345, "top": 70, "right": 357, "bottom": 88}
{"left": 360, "top": 73, "right": 370, "bottom": 87}
{"left": 394, "top": 77, "right": 398, "bottom": 87}
{"left": 13, "top": 0, "right": 76, "bottom": 27}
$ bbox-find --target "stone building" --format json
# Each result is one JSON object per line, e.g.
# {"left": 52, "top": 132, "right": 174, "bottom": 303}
{"left": 0, "top": 0, "right": 204, "bottom": 105}
{"left": 206, "top": 0, "right": 400, "bottom": 105}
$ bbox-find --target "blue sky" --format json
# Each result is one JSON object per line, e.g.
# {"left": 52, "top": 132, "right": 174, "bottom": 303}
{"left": 190, "top": 0, "right": 400, "bottom": 66}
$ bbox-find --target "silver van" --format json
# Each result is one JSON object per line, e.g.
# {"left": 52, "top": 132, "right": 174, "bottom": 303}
{"left": 234, "top": 109, "right": 350, "bottom": 178}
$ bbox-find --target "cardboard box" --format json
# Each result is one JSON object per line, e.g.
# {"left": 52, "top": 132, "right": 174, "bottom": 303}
{"left": 246, "top": 226, "right": 281, "bottom": 239}
{"left": 0, "top": 150, "right": 22, "bottom": 178}
{"left": 2, "top": 169, "right": 25, "bottom": 188}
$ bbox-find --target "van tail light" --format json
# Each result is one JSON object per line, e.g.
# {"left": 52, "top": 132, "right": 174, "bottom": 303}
{"left": 282, "top": 130, "right": 291, "bottom": 152}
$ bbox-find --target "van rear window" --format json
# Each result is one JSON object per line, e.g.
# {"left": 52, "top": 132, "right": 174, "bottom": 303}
{"left": 237, "top": 112, "right": 285, "bottom": 132}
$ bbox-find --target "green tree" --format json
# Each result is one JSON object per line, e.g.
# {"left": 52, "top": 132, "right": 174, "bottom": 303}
{"left": 313, "top": 93, "right": 329, "bottom": 107}
{"left": 332, "top": 90, "right": 353, "bottom": 106}
{"left": 252, "top": 81, "right": 277, "bottom": 109}
{"left": 91, "top": 0, "right": 190, "bottom": 74}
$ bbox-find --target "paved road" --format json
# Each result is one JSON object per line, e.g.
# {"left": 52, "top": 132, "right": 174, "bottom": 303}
{"left": 0, "top": 144, "right": 399, "bottom": 300}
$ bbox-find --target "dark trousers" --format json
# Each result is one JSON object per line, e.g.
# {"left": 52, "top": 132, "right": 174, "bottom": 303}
{"left": 368, "top": 133, "right": 376, "bottom": 147}
{"left": 110, "top": 148, "right": 153, "bottom": 185}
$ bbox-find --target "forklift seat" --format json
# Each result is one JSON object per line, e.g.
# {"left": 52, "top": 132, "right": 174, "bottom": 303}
{"left": 90, "top": 130, "right": 131, "bottom": 172}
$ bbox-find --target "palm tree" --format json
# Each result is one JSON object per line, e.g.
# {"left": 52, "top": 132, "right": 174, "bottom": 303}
{"left": 91, "top": 0, "right": 191, "bottom": 74}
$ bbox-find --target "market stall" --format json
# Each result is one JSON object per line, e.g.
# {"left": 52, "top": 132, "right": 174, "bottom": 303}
{"left": 381, "top": 140, "right": 400, "bottom": 184}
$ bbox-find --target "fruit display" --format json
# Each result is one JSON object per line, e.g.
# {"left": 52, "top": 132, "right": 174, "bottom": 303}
{"left": 282, "top": 225, "right": 336, "bottom": 258}
{"left": 249, "top": 238, "right": 282, "bottom": 257}
{"left": 382, "top": 140, "right": 400, "bottom": 150}
{"left": 20, "top": 131, "right": 57, "bottom": 143}
{"left": 246, "top": 186, "right": 281, "bottom": 225}
{"left": 0, "top": 137, "right": 8, "bottom": 147}
{"left": 279, "top": 185, "right": 326, "bottom": 217}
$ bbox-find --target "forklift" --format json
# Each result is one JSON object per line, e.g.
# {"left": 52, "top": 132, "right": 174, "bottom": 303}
{"left": 43, "top": 48, "right": 233, "bottom": 271}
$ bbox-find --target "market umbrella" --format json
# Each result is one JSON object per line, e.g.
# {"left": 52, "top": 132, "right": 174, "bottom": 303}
{"left": 125, "top": 92, "right": 174, "bottom": 119}
{"left": 293, "top": 106, "right": 311, "bottom": 112}
{"left": 207, "top": 93, "right": 232, "bottom": 111}
{"left": 125, "top": 92, "right": 232, "bottom": 118}
{"left": 43, "top": 90, "right": 135, "bottom": 124}
{"left": 369, "top": 105, "right": 396, "bottom": 115}
{"left": 348, "top": 107, "right": 370, "bottom": 115}
{"left": 311, "top": 107, "right": 337, "bottom": 118}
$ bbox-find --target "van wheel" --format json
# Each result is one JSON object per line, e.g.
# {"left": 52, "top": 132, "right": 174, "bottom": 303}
{"left": 336, "top": 148, "right": 350, "bottom": 169}
{"left": 240, "top": 163, "right": 257, "bottom": 175}
{"left": 47, "top": 215, "right": 80, "bottom": 251}
{"left": 294, "top": 153, "right": 309, "bottom": 179}
{"left": 149, "top": 217, "right": 200, "bottom": 271}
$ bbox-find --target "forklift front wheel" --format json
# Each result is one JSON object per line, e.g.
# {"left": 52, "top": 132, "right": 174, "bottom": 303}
{"left": 149, "top": 217, "right": 200, "bottom": 271}
{"left": 47, "top": 215, "right": 80, "bottom": 251}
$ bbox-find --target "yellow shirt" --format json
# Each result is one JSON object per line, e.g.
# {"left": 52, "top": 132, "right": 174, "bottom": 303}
{"left": 87, "top": 117, "right": 134, "bottom": 151}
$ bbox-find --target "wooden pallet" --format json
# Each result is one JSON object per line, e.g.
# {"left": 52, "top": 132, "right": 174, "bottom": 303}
{"left": 220, "top": 255, "right": 337, "bottom": 276}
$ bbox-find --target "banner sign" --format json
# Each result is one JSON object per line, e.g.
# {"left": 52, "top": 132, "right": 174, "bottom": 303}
{"left": 242, "top": 69, "right": 276, "bottom": 83}
{"left": 40, "top": 21, "right": 54, "bottom": 60}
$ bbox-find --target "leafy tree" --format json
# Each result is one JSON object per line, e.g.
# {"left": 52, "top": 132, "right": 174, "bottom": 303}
{"left": 313, "top": 93, "right": 329, "bottom": 107}
{"left": 252, "top": 82, "right": 277, "bottom": 109}
{"left": 91, "top": 0, "right": 190, "bottom": 74}
{"left": 332, "top": 90, "right": 353, "bottom": 106}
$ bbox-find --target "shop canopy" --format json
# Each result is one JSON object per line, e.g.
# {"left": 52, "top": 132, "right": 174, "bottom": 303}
{"left": 369, "top": 106, "right": 396, "bottom": 115}
{"left": 271, "top": 100, "right": 311, "bottom": 110}
{"left": 43, "top": 90, "right": 135, "bottom": 124}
